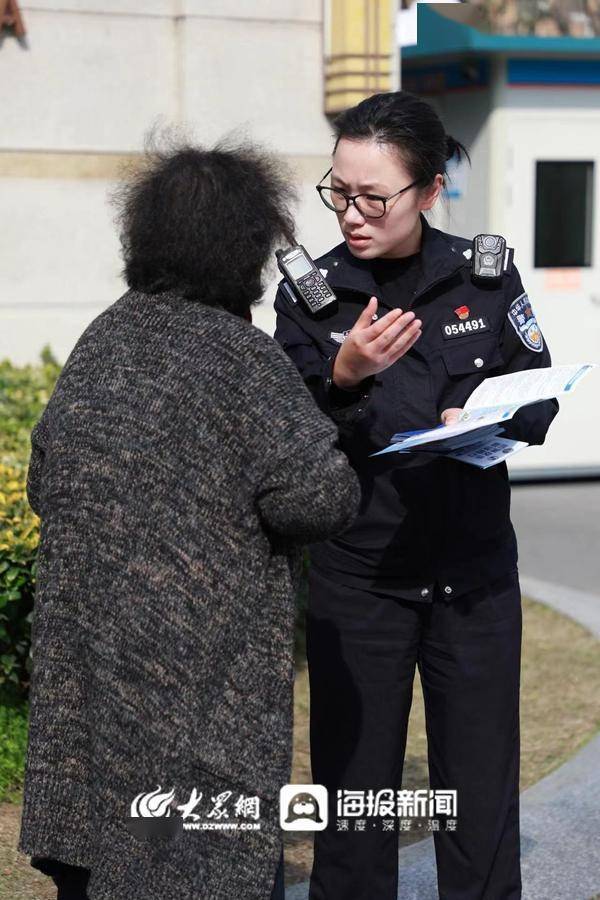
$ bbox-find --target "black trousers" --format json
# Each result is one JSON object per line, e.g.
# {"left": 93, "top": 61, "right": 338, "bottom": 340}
{"left": 31, "top": 842, "right": 285, "bottom": 899}
{"left": 306, "top": 565, "right": 522, "bottom": 900}
{"left": 30, "top": 857, "right": 90, "bottom": 900}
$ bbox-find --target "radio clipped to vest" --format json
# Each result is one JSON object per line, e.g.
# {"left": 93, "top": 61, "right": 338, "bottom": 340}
{"left": 276, "top": 244, "right": 338, "bottom": 318}
{"left": 471, "top": 234, "right": 513, "bottom": 283}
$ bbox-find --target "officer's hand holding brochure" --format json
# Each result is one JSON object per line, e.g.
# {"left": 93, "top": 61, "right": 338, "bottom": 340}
{"left": 371, "top": 363, "right": 597, "bottom": 468}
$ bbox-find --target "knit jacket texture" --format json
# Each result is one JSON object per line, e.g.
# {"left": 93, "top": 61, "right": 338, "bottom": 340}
{"left": 17, "top": 287, "right": 361, "bottom": 899}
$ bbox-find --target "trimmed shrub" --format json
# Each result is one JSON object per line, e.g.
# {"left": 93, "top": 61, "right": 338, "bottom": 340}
{"left": 0, "top": 346, "right": 61, "bottom": 699}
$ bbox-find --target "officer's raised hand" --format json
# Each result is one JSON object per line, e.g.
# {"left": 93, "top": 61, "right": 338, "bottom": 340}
{"left": 333, "top": 296, "right": 422, "bottom": 390}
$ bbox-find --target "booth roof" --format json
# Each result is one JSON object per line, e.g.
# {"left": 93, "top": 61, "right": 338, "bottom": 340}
{"left": 403, "top": 4, "right": 600, "bottom": 60}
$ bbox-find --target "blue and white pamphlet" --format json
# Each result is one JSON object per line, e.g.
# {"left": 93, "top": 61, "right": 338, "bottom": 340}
{"left": 370, "top": 363, "right": 597, "bottom": 469}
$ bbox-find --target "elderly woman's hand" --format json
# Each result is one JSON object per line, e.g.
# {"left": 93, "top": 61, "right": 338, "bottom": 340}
{"left": 440, "top": 408, "right": 463, "bottom": 426}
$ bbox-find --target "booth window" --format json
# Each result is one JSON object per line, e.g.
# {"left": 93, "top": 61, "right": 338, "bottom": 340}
{"left": 534, "top": 161, "right": 594, "bottom": 268}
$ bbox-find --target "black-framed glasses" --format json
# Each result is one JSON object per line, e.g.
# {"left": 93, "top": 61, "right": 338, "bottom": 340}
{"left": 315, "top": 167, "right": 421, "bottom": 219}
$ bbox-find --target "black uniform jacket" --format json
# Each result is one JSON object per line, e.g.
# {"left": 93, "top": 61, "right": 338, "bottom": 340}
{"left": 273, "top": 213, "right": 559, "bottom": 601}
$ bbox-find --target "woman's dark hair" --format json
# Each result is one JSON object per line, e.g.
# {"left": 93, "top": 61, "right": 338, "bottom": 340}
{"left": 111, "top": 128, "right": 297, "bottom": 317}
{"left": 331, "top": 91, "right": 471, "bottom": 192}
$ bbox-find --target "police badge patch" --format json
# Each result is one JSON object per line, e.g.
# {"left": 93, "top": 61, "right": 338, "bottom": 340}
{"left": 507, "top": 292, "right": 544, "bottom": 353}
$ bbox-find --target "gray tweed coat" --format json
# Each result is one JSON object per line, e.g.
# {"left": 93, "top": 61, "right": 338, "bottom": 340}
{"left": 17, "top": 288, "right": 361, "bottom": 899}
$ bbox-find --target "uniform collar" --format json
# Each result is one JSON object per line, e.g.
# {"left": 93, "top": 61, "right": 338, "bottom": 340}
{"left": 317, "top": 213, "right": 469, "bottom": 304}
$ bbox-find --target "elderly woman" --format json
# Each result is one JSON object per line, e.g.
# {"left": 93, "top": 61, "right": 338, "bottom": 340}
{"left": 17, "top": 135, "right": 362, "bottom": 899}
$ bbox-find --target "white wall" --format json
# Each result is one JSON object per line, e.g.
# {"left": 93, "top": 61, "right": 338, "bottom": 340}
{"left": 422, "top": 89, "right": 493, "bottom": 239}
{"left": 0, "top": 0, "right": 340, "bottom": 363}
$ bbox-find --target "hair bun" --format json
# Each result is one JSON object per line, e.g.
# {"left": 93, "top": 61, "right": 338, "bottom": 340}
{"left": 445, "top": 135, "right": 457, "bottom": 162}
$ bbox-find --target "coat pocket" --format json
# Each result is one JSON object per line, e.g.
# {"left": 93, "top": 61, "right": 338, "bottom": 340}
{"left": 441, "top": 334, "right": 505, "bottom": 377}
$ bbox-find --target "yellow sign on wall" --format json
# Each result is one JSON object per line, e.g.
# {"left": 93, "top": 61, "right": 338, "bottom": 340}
{"left": 324, "top": 0, "right": 398, "bottom": 115}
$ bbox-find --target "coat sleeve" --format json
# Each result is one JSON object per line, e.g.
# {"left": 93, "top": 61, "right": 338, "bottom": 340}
{"left": 248, "top": 327, "right": 362, "bottom": 544}
{"left": 497, "top": 262, "right": 559, "bottom": 446}
{"left": 255, "top": 430, "right": 361, "bottom": 544}
{"left": 26, "top": 419, "right": 50, "bottom": 516}
{"left": 272, "top": 286, "right": 375, "bottom": 439}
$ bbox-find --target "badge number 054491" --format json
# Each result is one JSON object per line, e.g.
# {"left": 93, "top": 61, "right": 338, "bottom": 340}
{"left": 441, "top": 317, "right": 491, "bottom": 340}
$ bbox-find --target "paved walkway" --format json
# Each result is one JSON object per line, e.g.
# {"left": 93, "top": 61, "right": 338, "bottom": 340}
{"left": 286, "top": 484, "right": 600, "bottom": 899}
{"left": 291, "top": 729, "right": 600, "bottom": 899}
{"left": 511, "top": 483, "right": 600, "bottom": 597}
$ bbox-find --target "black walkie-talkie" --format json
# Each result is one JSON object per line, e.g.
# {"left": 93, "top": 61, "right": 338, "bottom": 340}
{"left": 276, "top": 245, "right": 338, "bottom": 318}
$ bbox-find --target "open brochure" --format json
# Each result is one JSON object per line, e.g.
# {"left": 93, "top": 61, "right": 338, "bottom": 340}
{"left": 370, "top": 363, "right": 597, "bottom": 469}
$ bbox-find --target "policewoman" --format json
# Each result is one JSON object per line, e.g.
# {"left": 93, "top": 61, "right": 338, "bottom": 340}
{"left": 273, "top": 91, "right": 558, "bottom": 900}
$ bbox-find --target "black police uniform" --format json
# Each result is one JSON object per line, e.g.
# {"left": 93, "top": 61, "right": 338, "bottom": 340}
{"left": 273, "top": 212, "right": 559, "bottom": 900}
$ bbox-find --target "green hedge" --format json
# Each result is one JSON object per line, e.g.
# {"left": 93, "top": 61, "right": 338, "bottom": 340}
{"left": 0, "top": 347, "right": 62, "bottom": 703}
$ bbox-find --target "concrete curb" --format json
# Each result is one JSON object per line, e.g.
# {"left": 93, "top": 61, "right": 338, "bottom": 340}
{"left": 286, "top": 577, "right": 600, "bottom": 900}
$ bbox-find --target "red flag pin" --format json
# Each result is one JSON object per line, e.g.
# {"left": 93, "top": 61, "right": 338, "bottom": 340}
{"left": 454, "top": 305, "right": 470, "bottom": 320}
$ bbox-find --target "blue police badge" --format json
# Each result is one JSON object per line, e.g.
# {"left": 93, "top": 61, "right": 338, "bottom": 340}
{"left": 507, "top": 292, "right": 544, "bottom": 353}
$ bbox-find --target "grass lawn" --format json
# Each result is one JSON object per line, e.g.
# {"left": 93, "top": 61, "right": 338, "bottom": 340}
{"left": 0, "top": 595, "right": 598, "bottom": 897}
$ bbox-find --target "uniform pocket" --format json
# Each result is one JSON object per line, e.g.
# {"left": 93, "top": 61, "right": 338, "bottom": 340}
{"left": 441, "top": 334, "right": 504, "bottom": 377}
